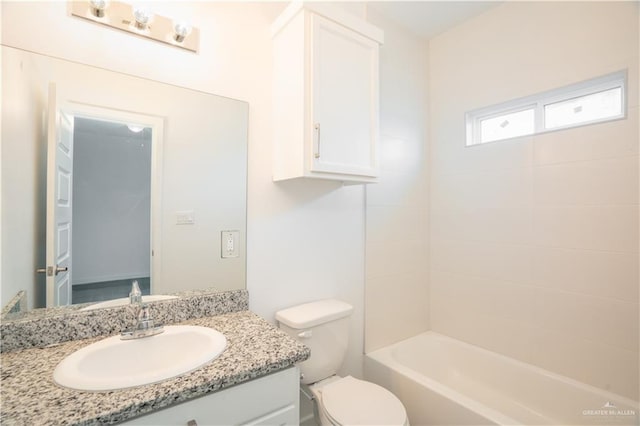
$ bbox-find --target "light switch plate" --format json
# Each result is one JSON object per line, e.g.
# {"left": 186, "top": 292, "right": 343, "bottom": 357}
{"left": 176, "top": 210, "right": 195, "bottom": 225}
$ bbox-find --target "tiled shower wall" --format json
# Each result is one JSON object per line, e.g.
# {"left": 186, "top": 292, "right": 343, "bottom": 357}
{"left": 428, "top": 2, "right": 639, "bottom": 399}
{"left": 364, "top": 8, "right": 429, "bottom": 353}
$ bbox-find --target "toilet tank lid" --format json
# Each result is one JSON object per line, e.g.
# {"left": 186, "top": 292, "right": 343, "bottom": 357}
{"left": 275, "top": 299, "right": 354, "bottom": 329}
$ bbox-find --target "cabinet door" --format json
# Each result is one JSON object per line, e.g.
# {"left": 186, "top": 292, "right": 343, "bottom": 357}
{"left": 310, "top": 14, "right": 379, "bottom": 178}
{"left": 241, "top": 404, "right": 297, "bottom": 425}
{"left": 121, "top": 367, "right": 299, "bottom": 425}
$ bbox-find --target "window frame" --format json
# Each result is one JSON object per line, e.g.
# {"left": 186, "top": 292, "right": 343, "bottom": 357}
{"left": 465, "top": 70, "right": 627, "bottom": 147}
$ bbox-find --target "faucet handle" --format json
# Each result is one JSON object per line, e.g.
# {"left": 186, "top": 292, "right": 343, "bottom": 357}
{"left": 121, "top": 303, "right": 164, "bottom": 340}
{"left": 136, "top": 304, "right": 157, "bottom": 331}
{"left": 138, "top": 304, "right": 151, "bottom": 321}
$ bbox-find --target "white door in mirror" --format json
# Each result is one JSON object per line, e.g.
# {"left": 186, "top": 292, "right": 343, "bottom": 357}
{"left": 53, "top": 325, "right": 226, "bottom": 391}
{"left": 46, "top": 83, "right": 74, "bottom": 307}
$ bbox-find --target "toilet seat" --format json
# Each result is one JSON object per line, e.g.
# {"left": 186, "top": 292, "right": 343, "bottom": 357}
{"left": 320, "top": 376, "right": 407, "bottom": 426}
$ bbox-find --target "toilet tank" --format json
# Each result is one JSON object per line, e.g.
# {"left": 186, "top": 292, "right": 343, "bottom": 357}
{"left": 276, "top": 299, "right": 353, "bottom": 385}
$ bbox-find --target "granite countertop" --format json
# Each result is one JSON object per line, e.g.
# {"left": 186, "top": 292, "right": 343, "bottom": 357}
{"left": 0, "top": 311, "right": 310, "bottom": 426}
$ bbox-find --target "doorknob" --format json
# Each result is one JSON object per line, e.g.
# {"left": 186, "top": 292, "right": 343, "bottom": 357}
{"left": 36, "top": 265, "right": 68, "bottom": 276}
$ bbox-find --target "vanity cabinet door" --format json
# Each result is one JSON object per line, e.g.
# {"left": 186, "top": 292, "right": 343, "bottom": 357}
{"left": 121, "top": 367, "right": 299, "bottom": 425}
{"left": 309, "top": 14, "right": 379, "bottom": 180}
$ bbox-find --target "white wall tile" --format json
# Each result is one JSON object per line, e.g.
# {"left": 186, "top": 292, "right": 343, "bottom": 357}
{"left": 364, "top": 7, "right": 429, "bottom": 353}
{"left": 533, "top": 205, "right": 639, "bottom": 252}
{"left": 531, "top": 247, "right": 639, "bottom": 303}
{"left": 431, "top": 168, "right": 532, "bottom": 210}
{"left": 429, "top": 2, "right": 639, "bottom": 111}
{"left": 366, "top": 205, "right": 424, "bottom": 243}
{"left": 431, "top": 270, "right": 536, "bottom": 324}
{"left": 379, "top": 135, "right": 424, "bottom": 174}
{"left": 429, "top": 1, "right": 639, "bottom": 400}
{"left": 534, "top": 156, "right": 639, "bottom": 206}
{"left": 531, "top": 327, "right": 639, "bottom": 400}
{"left": 431, "top": 206, "right": 533, "bottom": 245}
{"left": 366, "top": 170, "right": 427, "bottom": 207}
{"left": 534, "top": 288, "right": 639, "bottom": 352}
{"left": 431, "top": 239, "right": 532, "bottom": 284}
{"left": 431, "top": 135, "right": 534, "bottom": 176}
{"left": 366, "top": 240, "right": 426, "bottom": 280}
{"left": 365, "top": 272, "right": 429, "bottom": 353}
{"left": 430, "top": 291, "right": 536, "bottom": 363}
{"left": 430, "top": 270, "right": 493, "bottom": 316}
{"left": 533, "top": 108, "right": 639, "bottom": 165}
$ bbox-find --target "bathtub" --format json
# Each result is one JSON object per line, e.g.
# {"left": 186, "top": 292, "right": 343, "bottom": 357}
{"left": 365, "top": 332, "right": 639, "bottom": 425}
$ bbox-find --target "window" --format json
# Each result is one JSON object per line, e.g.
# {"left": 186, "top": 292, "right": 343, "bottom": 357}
{"left": 479, "top": 107, "right": 535, "bottom": 143}
{"left": 544, "top": 86, "right": 623, "bottom": 130}
{"left": 466, "top": 71, "right": 626, "bottom": 146}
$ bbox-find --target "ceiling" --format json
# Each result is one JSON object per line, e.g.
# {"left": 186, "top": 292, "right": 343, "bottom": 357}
{"left": 368, "top": 1, "right": 501, "bottom": 39}
{"left": 74, "top": 117, "right": 151, "bottom": 140}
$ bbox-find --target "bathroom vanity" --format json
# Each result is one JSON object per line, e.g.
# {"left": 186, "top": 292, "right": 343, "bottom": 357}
{"left": 0, "top": 292, "right": 309, "bottom": 425}
{"left": 122, "top": 366, "right": 300, "bottom": 425}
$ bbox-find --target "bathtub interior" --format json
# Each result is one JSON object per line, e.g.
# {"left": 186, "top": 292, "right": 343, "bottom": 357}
{"left": 366, "top": 332, "right": 639, "bottom": 426}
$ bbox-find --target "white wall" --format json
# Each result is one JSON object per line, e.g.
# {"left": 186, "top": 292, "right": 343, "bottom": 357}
{"left": 364, "top": 8, "right": 429, "bottom": 353}
{"left": 0, "top": 41, "right": 48, "bottom": 309}
{"left": 429, "top": 1, "right": 639, "bottom": 400}
{"left": 0, "top": 1, "right": 3, "bottom": 308}
{"left": 1, "top": 1, "right": 367, "bottom": 378}
{"left": 72, "top": 126, "right": 151, "bottom": 285}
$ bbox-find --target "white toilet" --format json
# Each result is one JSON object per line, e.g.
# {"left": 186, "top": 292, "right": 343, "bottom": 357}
{"left": 276, "top": 299, "right": 409, "bottom": 426}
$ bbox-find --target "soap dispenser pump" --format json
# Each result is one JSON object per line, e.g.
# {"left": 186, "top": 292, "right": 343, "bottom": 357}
{"left": 129, "top": 280, "right": 142, "bottom": 305}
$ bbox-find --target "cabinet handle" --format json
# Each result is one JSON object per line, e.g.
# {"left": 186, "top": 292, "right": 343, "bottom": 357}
{"left": 187, "top": 420, "right": 198, "bottom": 426}
{"left": 314, "top": 123, "right": 321, "bottom": 159}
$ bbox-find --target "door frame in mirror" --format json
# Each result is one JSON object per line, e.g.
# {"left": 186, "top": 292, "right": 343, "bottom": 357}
{"left": 46, "top": 95, "right": 165, "bottom": 307}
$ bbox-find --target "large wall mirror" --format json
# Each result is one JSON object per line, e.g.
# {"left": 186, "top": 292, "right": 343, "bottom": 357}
{"left": 1, "top": 46, "right": 248, "bottom": 315}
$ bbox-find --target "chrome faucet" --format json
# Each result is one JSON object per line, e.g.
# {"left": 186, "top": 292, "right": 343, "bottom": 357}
{"left": 121, "top": 304, "right": 164, "bottom": 340}
{"left": 122, "top": 280, "right": 164, "bottom": 340}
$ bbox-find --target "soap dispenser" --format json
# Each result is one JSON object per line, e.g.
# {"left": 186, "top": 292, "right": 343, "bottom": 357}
{"left": 129, "top": 280, "right": 142, "bottom": 305}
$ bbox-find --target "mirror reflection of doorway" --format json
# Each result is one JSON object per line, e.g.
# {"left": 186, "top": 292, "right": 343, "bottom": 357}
{"left": 45, "top": 93, "right": 164, "bottom": 308}
{"left": 70, "top": 117, "right": 152, "bottom": 304}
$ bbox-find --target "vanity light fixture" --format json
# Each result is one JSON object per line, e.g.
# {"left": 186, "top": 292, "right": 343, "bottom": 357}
{"left": 173, "top": 21, "right": 192, "bottom": 43}
{"left": 88, "top": 0, "right": 109, "bottom": 18}
{"left": 72, "top": 0, "right": 199, "bottom": 53}
{"left": 132, "top": 6, "right": 153, "bottom": 31}
{"left": 127, "top": 124, "right": 145, "bottom": 133}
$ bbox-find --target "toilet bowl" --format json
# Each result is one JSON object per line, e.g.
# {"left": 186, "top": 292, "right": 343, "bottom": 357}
{"left": 309, "top": 375, "right": 408, "bottom": 426}
{"left": 275, "top": 299, "right": 409, "bottom": 426}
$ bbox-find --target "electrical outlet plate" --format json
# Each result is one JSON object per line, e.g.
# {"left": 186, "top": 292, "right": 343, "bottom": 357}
{"left": 221, "top": 230, "right": 240, "bottom": 258}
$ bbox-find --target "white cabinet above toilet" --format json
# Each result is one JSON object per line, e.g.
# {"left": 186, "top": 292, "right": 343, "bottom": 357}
{"left": 271, "top": 2, "right": 384, "bottom": 183}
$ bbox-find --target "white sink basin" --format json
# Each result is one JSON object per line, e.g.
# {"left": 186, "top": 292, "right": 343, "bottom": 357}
{"left": 53, "top": 325, "right": 226, "bottom": 391}
{"left": 79, "top": 295, "right": 178, "bottom": 311}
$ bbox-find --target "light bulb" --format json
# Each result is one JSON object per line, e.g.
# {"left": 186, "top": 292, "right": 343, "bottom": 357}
{"left": 133, "top": 6, "right": 153, "bottom": 30}
{"left": 173, "top": 21, "right": 192, "bottom": 43}
{"left": 88, "top": 0, "right": 109, "bottom": 18}
{"left": 127, "top": 124, "right": 145, "bottom": 133}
